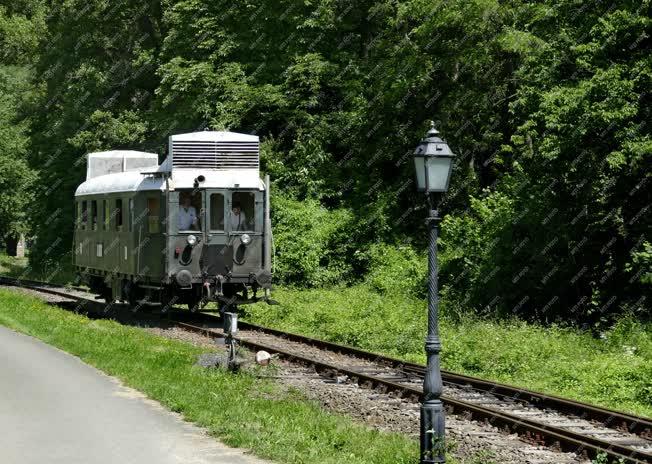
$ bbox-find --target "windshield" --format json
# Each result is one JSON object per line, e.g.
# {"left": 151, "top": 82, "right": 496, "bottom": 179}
{"left": 178, "top": 190, "right": 202, "bottom": 232}
{"left": 230, "top": 192, "right": 255, "bottom": 232}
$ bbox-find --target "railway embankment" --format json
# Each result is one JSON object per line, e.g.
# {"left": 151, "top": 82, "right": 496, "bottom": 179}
{"left": 0, "top": 285, "right": 604, "bottom": 463}
{"left": 245, "top": 286, "right": 652, "bottom": 419}
{"left": 1, "top": 252, "right": 650, "bottom": 419}
{"left": 4, "top": 280, "right": 652, "bottom": 462}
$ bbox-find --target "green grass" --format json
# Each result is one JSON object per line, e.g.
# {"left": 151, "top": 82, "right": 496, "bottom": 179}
{"left": 0, "top": 288, "right": 431, "bottom": 464}
{"left": 0, "top": 252, "right": 77, "bottom": 285}
{"left": 246, "top": 285, "right": 652, "bottom": 418}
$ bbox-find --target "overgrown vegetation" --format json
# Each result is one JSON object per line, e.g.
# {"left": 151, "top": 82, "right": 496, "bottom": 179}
{"left": 0, "top": 0, "right": 646, "bottom": 325}
{"left": 0, "top": 252, "right": 75, "bottom": 285}
{"left": 0, "top": 1, "right": 40, "bottom": 254}
{"left": 0, "top": 288, "right": 425, "bottom": 464}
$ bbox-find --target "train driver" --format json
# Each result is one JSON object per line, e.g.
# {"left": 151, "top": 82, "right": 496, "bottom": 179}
{"left": 178, "top": 194, "right": 198, "bottom": 230}
{"left": 230, "top": 202, "right": 247, "bottom": 231}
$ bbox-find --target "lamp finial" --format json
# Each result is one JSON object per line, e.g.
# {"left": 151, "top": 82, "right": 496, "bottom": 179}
{"left": 427, "top": 121, "right": 440, "bottom": 137}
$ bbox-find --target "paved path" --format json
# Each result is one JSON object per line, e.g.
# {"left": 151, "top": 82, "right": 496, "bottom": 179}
{"left": 0, "top": 326, "right": 270, "bottom": 464}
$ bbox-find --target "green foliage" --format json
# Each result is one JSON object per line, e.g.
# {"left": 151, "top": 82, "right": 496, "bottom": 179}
{"left": 271, "top": 193, "right": 356, "bottom": 287}
{"left": 0, "top": 252, "right": 76, "bottom": 285}
{"left": 627, "top": 241, "right": 652, "bottom": 285}
{"left": 0, "top": 0, "right": 646, "bottom": 324}
{"left": 0, "top": 2, "right": 44, "bottom": 64}
{"left": 592, "top": 452, "right": 626, "bottom": 464}
{"left": 0, "top": 2, "right": 43, "bottom": 245}
{"left": 0, "top": 68, "right": 36, "bottom": 243}
{"left": 362, "top": 243, "right": 427, "bottom": 298}
{"left": 69, "top": 110, "right": 148, "bottom": 153}
{"left": 25, "top": 0, "right": 162, "bottom": 265}
{"left": 435, "top": 0, "right": 651, "bottom": 323}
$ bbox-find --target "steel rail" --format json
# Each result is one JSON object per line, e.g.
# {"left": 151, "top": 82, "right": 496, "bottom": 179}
{"left": 229, "top": 318, "right": 652, "bottom": 439}
{"left": 1, "top": 276, "right": 650, "bottom": 463}
{"left": 0, "top": 276, "right": 91, "bottom": 302}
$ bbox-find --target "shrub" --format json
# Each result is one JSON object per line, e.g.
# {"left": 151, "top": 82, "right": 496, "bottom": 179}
{"left": 271, "top": 194, "right": 355, "bottom": 287}
{"left": 362, "top": 243, "right": 427, "bottom": 299}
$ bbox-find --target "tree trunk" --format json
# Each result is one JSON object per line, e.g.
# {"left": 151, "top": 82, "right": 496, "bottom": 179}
{"left": 5, "top": 235, "right": 18, "bottom": 256}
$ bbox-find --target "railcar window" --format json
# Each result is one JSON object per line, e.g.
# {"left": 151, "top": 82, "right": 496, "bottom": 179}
{"left": 76, "top": 202, "right": 82, "bottom": 229}
{"left": 115, "top": 199, "right": 123, "bottom": 231}
{"left": 210, "top": 193, "right": 225, "bottom": 231}
{"left": 178, "top": 190, "right": 202, "bottom": 232}
{"left": 147, "top": 197, "right": 160, "bottom": 233}
{"left": 128, "top": 198, "right": 133, "bottom": 232}
{"left": 81, "top": 201, "right": 88, "bottom": 230}
{"left": 230, "top": 192, "right": 254, "bottom": 232}
{"left": 91, "top": 201, "right": 97, "bottom": 230}
{"left": 103, "top": 200, "right": 109, "bottom": 230}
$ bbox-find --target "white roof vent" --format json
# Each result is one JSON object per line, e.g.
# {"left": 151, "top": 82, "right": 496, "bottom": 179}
{"left": 86, "top": 151, "right": 159, "bottom": 180}
{"left": 169, "top": 131, "right": 259, "bottom": 170}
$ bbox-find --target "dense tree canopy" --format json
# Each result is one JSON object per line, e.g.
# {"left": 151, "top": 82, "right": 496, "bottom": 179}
{"left": 0, "top": 1, "right": 42, "bottom": 249}
{"left": 2, "top": 0, "right": 649, "bottom": 324}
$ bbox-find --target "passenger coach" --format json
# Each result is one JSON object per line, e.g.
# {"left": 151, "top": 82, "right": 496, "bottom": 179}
{"left": 73, "top": 131, "right": 273, "bottom": 311}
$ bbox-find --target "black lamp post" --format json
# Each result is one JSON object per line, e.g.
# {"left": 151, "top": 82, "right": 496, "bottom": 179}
{"left": 413, "top": 122, "right": 455, "bottom": 464}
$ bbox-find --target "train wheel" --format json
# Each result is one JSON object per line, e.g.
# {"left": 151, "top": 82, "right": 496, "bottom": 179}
{"left": 188, "top": 298, "right": 201, "bottom": 312}
{"left": 101, "top": 286, "right": 113, "bottom": 304}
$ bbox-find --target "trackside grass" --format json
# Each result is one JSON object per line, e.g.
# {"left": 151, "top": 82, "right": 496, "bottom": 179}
{"left": 0, "top": 289, "right": 422, "bottom": 464}
{"left": 0, "top": 253, "right": 76, "bottom": 286}
{"left": 245, "top": 286, "right": 652, "bottom": 418}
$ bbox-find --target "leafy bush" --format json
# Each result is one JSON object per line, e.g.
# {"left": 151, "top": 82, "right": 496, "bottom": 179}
{"left": 362, "top": 243, "right": 427, "bottom": 298}
{"left": 439, "top": 189, "right": 516, "bottom": 317}
{"left": 271, "top": 194, "right": 356, "bottom": 287}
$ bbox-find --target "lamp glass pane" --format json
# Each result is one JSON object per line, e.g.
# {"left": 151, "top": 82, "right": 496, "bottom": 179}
{"left": 414, "top": 156, "right": 426, "bottom": 190}
{"left": 426, "top": 157, "right": 452, "bottom": 191}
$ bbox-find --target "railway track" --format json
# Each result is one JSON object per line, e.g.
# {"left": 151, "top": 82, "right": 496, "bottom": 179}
{"left": 2, "top": 276, "right": 651, "bottom": 463}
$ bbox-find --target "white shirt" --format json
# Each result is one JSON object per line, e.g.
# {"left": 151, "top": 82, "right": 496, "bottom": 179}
{"left": 178, "top": 206, "right": 197, "bottom": 230}
{"left": 230, "top": 211, "right": 247, "bottom": 231}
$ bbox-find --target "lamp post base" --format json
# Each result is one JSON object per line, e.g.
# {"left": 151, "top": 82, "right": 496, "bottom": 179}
{"left": 420, "top": 399, "right": 446, "bottom": 463}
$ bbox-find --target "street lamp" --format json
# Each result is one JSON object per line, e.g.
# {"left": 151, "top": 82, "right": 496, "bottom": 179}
{"left": 413, "top": 121, "right": 454, "bottom": 463}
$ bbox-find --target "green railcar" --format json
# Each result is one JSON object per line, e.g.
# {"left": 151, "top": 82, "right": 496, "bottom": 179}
{"left": 73, "top": 131, "right": 273, "bottom": 311}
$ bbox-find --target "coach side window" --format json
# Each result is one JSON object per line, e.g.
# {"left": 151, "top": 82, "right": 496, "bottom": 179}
{"left": 147, "top": 197, "right": 160, "bottom": 233}
{"left": 128, "top": 198, "right": 133, "bottom": 232}
{"left": 115, "top": 199, "right": 123, "bottom": 231}
{"left": 76, "top": 202, "right": 82, "bottom": 229}
{"left": 103, "top": 200, "right": 109, "bottom": 230}
{"left": 91, "top": 200, "right": 98, "bottom": 230}
{"left": 81, "top": 201, "right": 88, "bottom": 230}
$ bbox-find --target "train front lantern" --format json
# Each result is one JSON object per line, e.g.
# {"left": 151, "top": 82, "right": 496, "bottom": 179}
{"left": 73, "top": 131, "right": 273, "bottom": 311}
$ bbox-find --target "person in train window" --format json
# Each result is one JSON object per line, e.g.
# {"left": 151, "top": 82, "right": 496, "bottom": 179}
{"left": 230, "top": 202, "right": 247, "bottom": 231}
{"left": 178, "top": 194, "right": 198, "bottom": 230}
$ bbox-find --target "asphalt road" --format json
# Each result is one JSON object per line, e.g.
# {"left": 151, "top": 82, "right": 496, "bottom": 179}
{"left": 0, "top": 325, "right": 269, "bottom": 464}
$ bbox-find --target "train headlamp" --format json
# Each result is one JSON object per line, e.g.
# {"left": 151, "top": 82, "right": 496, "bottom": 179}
{"left": 187, "top": 234, "right": 198, "bottom": 246}
{"left": 240, "top": 234, "right": 252, "bottom": 245}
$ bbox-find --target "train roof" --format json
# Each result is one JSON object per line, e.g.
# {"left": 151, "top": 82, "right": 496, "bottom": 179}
{"left": 75, "top": 169, "right": 265, "bottom": 196}
{"left": 86, "top": 150, "right": 159, "bottom": 180}
{"left": 169, "top": 131, "right": 258, "bottom": 142}
{"left": 75, "top": 130, "right": 264, "bottom": 196}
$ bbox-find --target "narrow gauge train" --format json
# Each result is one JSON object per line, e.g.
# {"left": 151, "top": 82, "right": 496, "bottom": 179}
{"left": 73, "top": 130, "right": 273, "bottom": 311}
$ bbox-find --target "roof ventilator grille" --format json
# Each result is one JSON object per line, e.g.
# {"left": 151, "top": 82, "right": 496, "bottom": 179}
{"left": 172, "top": 141, "right": 259, "bottom": 169}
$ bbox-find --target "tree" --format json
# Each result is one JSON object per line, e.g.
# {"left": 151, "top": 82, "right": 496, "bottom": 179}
{"left": 0, "top": 1, "right": 42, "bottom": 253}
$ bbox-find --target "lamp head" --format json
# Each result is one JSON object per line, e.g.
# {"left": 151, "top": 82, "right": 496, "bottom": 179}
{"left": 413, "top": 121, "right": 455, "bottom": 193}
